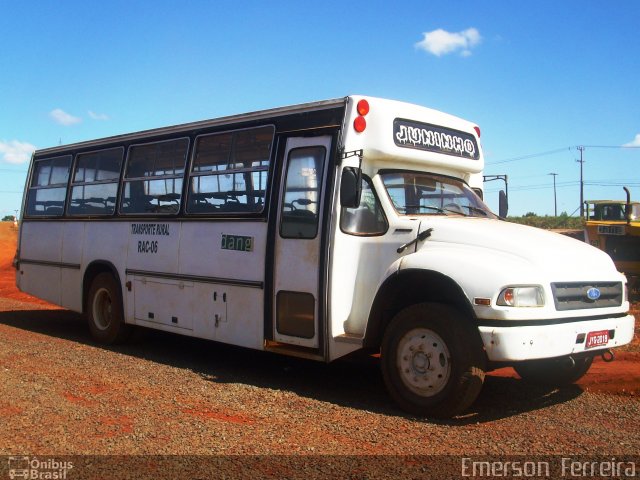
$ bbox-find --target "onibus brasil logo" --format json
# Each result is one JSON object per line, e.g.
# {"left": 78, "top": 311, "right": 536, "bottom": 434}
{"left": 7, "top": 457, "right": 73, "bottom": 480}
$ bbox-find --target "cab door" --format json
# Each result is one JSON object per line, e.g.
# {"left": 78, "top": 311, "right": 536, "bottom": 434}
{"left": 272, "top": 136, "right": 331, "bottom": 349}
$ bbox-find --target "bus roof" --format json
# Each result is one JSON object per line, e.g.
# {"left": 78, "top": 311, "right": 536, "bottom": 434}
{"left": 34, "top": 97, "right": 347, "bottom": 156}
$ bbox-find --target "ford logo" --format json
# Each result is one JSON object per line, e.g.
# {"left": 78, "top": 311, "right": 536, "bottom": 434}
{"left": 586, "top": 287, "right": 601, "bottom": 301}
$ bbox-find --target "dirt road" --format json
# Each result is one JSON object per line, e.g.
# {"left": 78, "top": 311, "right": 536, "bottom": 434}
{"left": 0, "top": 222, "right": 638, "bottom": 475}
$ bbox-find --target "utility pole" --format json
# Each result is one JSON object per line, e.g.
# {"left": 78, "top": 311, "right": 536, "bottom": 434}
{"left": 577, "top": 146, "right": 585, "bottom": 217}
{"left": 548, "top": 173, "right": 558, "bottom": 216}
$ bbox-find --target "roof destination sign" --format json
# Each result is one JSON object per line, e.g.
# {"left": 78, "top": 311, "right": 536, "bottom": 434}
{"left": 393, "top": 118, "right": 479, "bottom": 160}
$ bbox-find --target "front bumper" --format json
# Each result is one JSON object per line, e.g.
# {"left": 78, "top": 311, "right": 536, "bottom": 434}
{"left": 478, "top": 314, "right": 635, "bottom": 362}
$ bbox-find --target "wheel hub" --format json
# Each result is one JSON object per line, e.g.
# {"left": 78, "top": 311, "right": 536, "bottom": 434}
{"left": 397, "top": 328, "right": 451, "bottom": 397}
{"left": 93, "top": 287, "right": 113, "bottom": 331}
{"left": 412, "top": 350, "right": 430, "bottom": 374}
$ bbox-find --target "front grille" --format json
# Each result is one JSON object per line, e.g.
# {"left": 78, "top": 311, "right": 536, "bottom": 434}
{"left": 551, "top": 282, "right": 623, "bottom": 311}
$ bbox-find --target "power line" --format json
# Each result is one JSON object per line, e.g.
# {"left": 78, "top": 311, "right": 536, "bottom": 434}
{"left": 585, "top": 182, "right": 640, "bottom": 187}
{"left": 486, "top": 181, "right": 579, "bottom": 193}
{"left": 486, "top": 147, "right": 572, "bottom": 165}
{"left": 486, "top": 144, "right": 639, "bottom": 166}
{"left": 486, "top": 179, "right": 639, "bottom": 194}
{"left": 581, "top": 145, "right": 640, "bottom": 149}
{"left": 584, "top": 178, "right": 640, "bottom": 183}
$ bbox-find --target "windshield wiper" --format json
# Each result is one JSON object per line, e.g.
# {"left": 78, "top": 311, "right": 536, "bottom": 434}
{"left": 461, "top": 205, "right": 490, "bottom": 217}
{"left": 401, "top": 205, "right": 446, "bottom": 214}
{"left": 397, "top": 228, "right": 434, "bottom": 253}
{"left": 442, "top": 206, "right": 467, "bottom": 216}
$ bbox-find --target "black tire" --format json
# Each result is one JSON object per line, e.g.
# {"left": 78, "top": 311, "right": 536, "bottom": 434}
{"left": 380, "top": 303, "right": 486, "bottom": 418}
{"left": 87, "top": 272, "right": 131, "bottom": 344}
{"left": 514, "top": 355, "right": 593, "bottom": 386}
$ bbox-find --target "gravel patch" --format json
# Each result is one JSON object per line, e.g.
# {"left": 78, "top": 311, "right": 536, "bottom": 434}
{"left": 1, "top": 298, "right": 638, "bottom": 459}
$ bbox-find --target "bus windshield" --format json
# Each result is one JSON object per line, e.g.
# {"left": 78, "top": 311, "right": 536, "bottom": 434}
{"left": 381, "top": 171, "right": 497, "bottom": 218}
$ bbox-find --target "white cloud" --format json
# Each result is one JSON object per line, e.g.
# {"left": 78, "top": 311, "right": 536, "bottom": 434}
{"left": 50, "top": 108, "right": 82, "bottom": 126}
{"left": 0, "top": 140, "right": 37, "bottom": 164}
{"left": 623, "top": 133, "right": 640, "bottom": 147}
{"left": 415, "top": 28, "right": 482, "bottom": 57}
{"left": 88, "top": 110, "right": 109, "bottom": 121}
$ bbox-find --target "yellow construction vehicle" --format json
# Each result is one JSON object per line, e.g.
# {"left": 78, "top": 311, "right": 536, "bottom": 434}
{"left": 584, "top": 187, "right": 640, "bottom": 301}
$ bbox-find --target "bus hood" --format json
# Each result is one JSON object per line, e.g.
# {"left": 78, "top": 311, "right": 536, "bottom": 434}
{"left": 411, "top": 217, "right": 621, "bottom": 281}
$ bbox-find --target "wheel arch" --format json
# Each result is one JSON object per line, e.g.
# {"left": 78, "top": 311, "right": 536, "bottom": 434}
{"left": 363, "top": 268, "right": 478, "bottom": 349}
{"left": 82, "top": 261, "right": 122, "bottom": 315}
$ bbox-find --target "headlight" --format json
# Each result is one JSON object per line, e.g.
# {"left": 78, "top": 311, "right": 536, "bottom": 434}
{"left": 497, "top": 286, "right": 544, "bottom": 307}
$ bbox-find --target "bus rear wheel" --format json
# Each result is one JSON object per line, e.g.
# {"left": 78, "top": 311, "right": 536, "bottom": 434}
{"left": 87, "top": 272, "right": 131, "bottom": 344}
{"left": 380, "top": 303, "right": 485, "bottom": 418}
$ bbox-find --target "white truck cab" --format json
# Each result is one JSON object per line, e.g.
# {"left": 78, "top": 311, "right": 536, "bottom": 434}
{"left": 330, "top": 96, "right": 634, "bottom": 416}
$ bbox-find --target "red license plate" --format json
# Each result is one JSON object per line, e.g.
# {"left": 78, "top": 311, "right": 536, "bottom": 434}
{"left": 585, "top": 330, "right": 609, "bottom": 349}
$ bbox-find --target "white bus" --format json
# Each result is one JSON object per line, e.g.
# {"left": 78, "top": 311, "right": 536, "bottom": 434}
{"left": 15, "top": 96, "right": 635, "bottom": 417}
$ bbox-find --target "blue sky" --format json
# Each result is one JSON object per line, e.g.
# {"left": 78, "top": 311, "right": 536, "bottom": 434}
{"left": 1, "top": 0, "right": 638, "bottom": 219}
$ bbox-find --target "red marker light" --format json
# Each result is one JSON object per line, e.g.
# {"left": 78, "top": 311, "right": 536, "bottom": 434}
{"left": 354, "top": 116, "right": 367, "bottom": 133}
{"left": 474, "top": 126, "right": 481, "bottom": 138}
{"left": 356, "top": 99, "right": 370, "bottom": 116}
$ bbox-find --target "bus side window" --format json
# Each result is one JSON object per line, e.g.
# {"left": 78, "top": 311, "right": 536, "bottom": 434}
{"left": 340, "top": 176, "right": 388, "bottom": 236}
{"left": 121, "top": 138, "right": 188, "bottom": 215}
{"left": 187, "top": 126, "right": 273, "bottom": 214}
{"left": 69, "top": 148, "right": 123, "bottom": 216}
{"left": 26, "top": 155, "right": 72, "bottom": 216}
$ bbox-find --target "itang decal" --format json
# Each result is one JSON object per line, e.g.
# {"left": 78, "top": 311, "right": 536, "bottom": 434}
{"left": 221, "top": 234, "right": 253, "bottom": 252}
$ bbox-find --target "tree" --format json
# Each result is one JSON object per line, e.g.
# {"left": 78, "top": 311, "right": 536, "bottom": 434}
{"left": 2, "top": 215, "right": 15, "bottom": 221}
{"left": 507, "top": 214, "right": 583, "bottom": 229}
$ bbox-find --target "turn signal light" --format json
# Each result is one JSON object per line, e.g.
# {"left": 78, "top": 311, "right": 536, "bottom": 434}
{"left": 474, "top": 297, "right": 491, "bottom": 306}
{"left": 354, "top": 98, "right": 370, "bottom": 133}
{"left": 502, "top": 288, "right": 514, "bottom": 305}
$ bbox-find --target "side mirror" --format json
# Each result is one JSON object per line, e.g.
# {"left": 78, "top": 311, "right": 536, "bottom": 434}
{"left": 498, "top": 190, "right": 508, "bottom": 218}
{"left": 340, "top": 167, "right": 362, "bottom": 208}
{"left": 623, "top": 186, "right": 632, "bottom": 225}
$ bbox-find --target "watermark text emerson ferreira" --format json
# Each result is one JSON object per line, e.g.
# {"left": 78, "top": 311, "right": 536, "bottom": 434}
{"left": 462, "top": 457, "right": 637, "bottom": 477}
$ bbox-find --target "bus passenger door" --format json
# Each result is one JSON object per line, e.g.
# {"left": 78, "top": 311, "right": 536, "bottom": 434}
{"left": 272, "top": 136, "right": 331, "bottom": 350}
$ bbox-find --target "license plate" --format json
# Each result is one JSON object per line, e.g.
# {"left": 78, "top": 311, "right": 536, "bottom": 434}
{"left": 585, "top": 330, "right": 609, "bottom": 349}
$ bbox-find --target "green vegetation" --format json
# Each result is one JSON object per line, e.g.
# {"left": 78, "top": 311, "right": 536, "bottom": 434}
{"left": 1, "top": 215, "right": 16, "bottom": 222}
{"left": 506, "top": 212, "right": 583, "bottom": 230}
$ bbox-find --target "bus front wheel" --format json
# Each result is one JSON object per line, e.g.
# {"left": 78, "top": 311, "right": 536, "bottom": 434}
{"left": 381, "top": 303, "right": 485, "bottom": 418}
{"left": 87, "top": 272, "right": 131, "bottom": 344}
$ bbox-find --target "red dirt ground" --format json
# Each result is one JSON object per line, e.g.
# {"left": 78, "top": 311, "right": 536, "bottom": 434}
{"left": 1, "top": 222, "right": 638, "bottom": 395}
